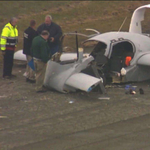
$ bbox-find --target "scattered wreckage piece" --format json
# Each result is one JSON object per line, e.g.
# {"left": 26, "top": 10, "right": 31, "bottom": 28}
{"left": 44, "top": 49, "right": 101, "bottom": 93}
{"left": 14, "top": 48, "right": 104, "bottom": 93}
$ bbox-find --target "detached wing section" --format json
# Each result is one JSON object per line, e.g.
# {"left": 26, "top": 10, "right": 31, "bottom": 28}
{"left": 44, "top": 57, "right": 101, "bottom": 93}
{"left": 65, "top": 73, "right": 100, "bottom": 92}
{"left": 129, "top": 4, "right": 150, "bottom": 34}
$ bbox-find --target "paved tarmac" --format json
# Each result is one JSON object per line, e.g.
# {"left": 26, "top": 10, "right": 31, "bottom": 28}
{"left": 12, "top": 114, "right": 150, "bottom": 150}
{"left": 1, "top": 64, "right": 150, "bottom": 150}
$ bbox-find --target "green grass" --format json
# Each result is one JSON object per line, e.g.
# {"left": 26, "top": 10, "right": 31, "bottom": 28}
{"left": 0, "top": 1, "right": 150, "bottom": 62}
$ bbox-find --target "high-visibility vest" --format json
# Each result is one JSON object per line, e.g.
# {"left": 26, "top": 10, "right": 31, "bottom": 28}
{"left": 0, "top": 23, "right": 18, "bottom": 51}
{"left": 125, "top": 56, "right": 132, "bottom": 66}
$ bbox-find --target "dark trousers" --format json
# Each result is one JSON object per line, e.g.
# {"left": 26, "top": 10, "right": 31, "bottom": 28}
{"left": 50, "top": 45, "right": 59, "bottom": 56}
{"left": 3, "top": 50, "right": 14, "bottom": 77}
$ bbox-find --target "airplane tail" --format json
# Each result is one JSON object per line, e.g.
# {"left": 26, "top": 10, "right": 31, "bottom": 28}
{"left": 129, "top": 4, "right": 150, "bottom": 34}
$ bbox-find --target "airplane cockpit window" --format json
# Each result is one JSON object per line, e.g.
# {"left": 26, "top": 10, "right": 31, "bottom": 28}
{"left": 90, "top": 42, "right": 106, "bottom": 57}
{"left": 82, "top": 40, "right": 99, "bottom": 53}
{"left": 90, "top": 42, "right": 108, "bottom": 65}
{"left": 82, "top": 41, "right": 108, "bottom": 67}
{"left": 109, "top": 41, "right": 134, "bottom": 73}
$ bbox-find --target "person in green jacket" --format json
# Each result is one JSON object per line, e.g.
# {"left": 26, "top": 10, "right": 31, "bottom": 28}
{"left": 31, "top": 30, "right": 51, "bottom": 93}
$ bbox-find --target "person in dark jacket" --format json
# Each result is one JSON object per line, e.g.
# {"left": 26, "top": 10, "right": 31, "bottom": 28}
{"left": 23, "top": 20, "right": 38, "bottom": 83}
{"left": 37, "top": 15, "right": 62, "bottom": 55}
{"left": 31, "top": 30, "right": 51, "bottom": 93}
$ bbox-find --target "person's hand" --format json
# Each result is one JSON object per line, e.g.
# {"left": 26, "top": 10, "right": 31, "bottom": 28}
{"left": 1, "top": 51, "right": 5, "bottom": 56}
{"left": 50, "top": 37, "right": 54, "bottom": 42}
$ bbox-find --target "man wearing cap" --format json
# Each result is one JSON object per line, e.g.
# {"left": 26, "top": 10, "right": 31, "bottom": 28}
{"left": 37, "top": 15, "right": 62, "bottom": 56}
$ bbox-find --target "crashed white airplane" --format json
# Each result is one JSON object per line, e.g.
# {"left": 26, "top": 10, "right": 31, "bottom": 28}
{"left": 82, "top": 4, "right": 150, "bottom": 83}
{"left": 14, "top": 4, "right": 150, "bottom": 93}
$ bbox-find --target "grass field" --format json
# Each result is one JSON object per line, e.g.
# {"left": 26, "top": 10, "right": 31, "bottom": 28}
{"left": 0, "top": 1, "right": 150, "bottom": 62}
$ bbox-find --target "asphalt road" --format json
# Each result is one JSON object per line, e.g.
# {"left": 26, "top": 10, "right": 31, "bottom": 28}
{"left": 1, "top": 64, "right": 150, "bottom": 150}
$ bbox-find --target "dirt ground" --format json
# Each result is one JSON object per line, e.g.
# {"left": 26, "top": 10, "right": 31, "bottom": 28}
{"left": 1, "top": 62, "right": 150, "bottom": 150}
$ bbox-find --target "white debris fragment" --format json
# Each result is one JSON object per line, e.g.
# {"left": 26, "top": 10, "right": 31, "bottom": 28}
{"left": 69, "top": 100, "right": 74, "bottom": 104}
{"left": 23, "top": 72, "right": 28, "bottom": 77}
{"left": 98, "top": 97, "right": 110, "bottom": 100}
{"left": 0, "top": 116, "right": 8, "bottom": 119}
